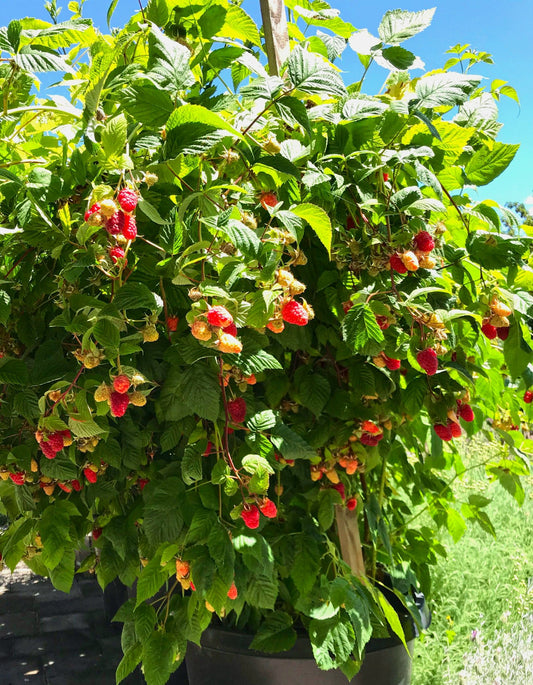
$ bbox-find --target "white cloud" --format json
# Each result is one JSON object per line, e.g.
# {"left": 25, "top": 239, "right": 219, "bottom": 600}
{"left": 524, "top": 195, "right": 533, "bottom": 207}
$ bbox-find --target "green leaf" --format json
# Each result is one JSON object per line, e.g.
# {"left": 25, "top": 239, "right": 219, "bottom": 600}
{"left": 446, "top": 508, "right": 467, "bottom": 543}
{"left": 287, "top": 45, "right": 347, "bottom": 99}
{"left": 318, "top": 489, "right": 342, "bottom": 530}
{"left": 0, "top": 359, "right": 29, "bottom": 385}
{"left": 244, "top": 574, "right": 278, "bottom": 609}
{"left": 342, "top": 304, "right": 384, "bottom": 352}
{"left": 113, "top": 282, "right": 158, "bottom": 311}
{"left": 381, "top": 46, "right": 417, "bottom": 69}
{"left": 377, "top": 592, "right": 408, "bottom": 650}
{"left": 134, "top": 603, "right": 157, "bottom": 643}
{"left": 250, "top": 612, "right": 297, "bottom": 652}
{"left": 309, "top": 614, "right": 355, "bottom": 670}
{"left": 147, "top": 24, "right": 195, "bottom": 96}
{"left": 116, "top": 642, "right": 143, "bottom": 684}
{"left": 121, "top": 84, "right": 174, "bottom": 128}
{"left": 107, "top": 0, "right": 120, "bottom": 26}
{"left": 136, "top": 556, "right": 172, "bottom": 606}
{"left": 166, "top": 104, "right": 243, "bottom": 140}
{"left": 143, "top": 478, "right": 184, "bottom": 544}
{"left": 233, "top": 350, "right": 282, "bottom": 375}
{"left": 295, "top": 368, "right": 331, "bottom": 416}
{"left": 101, "top": 113, "right": 127, "bottom": 159}
{"left": 142, "top": 631, "right": 175, "bottom": 685}
{"left": 291, "top": 203, "right": 332, "bottom": 256}
{"left": 415, "top": 72, "right": 482, "bottom": 108}
{"left": 465, "top": 142, "right": 520, "bottom": 186}
{"left": 145, "top": 0, "right": 170, "bottom": 25}
{"left": 403, "top": 377, "right": 427, "bottom": 417}
{"left": 93, "top": 318, "right": 120, "bottom": 350}
{"left": 40, "top": 502, "right": 71, "bottom": 570}
{"left": 378, "top": 8, "right": 435, "bottom": 44}
{"left": 182, "top": 444, "right": 203, "bottom": 485}
{"left": 270, "top": 423, "right": 316, "bottom": 460}
{"left": 219, "top": 5, "right": 260, "bottom": 46}
{"left": 49, "top": 548, "right": 76, "bottom": 594}
{"left": 466, "top": 231, "right": 529, "bottom": 269}
{"left": 247, "top": 410, "right": 277, "bottom": 432}
{"left": 504, "top": 322, "right": 532, "bottom": 378}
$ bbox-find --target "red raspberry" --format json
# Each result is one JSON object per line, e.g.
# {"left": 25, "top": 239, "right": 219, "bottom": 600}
{"left": 228, "top": 397, "right": 246, "bottom": 423}
{"left": 342, "top": 301, "right": 353, "bottom": 314}
{"left": 138, "top": 477, "right": 149, "bottom": 490}
{"left": 417, "top": 348, "right": 438, "bottom": 375}
{"left": 109, "top": 246, "right": 126, "bottom": 264}
{"left": 360, "top": 433, "right": 383, "bottom": 446}
{"left": 448, "top": 420, "right": 462, "bottom": 438}
{"left": 241, "top": 505, "right": 260, "bottom": 529}
{"left": 361, "top": 420, "right": 381, "bottom": 435}
{"left": 434, "top": 423, "right": 453, "bottom": 441}
{"left": 281, "top": 300, "right": 309, "bottom": 326}
{"left": 375, "top": 315, "right": 390, "bottom": 330}
{"left": 207, "top": 306, "right": 233, "bottom": 328}
{"left": 259, "top": 192, "right": 278, "bottom": 209}
{"left": 117, "top": 188, "right": 138, "bottom": 213}
{"left": 346, "top": 497, "right": 357, "bottom": 511}
{"left": 524, "top": 390, "right": 533, "bottom": 404}
{"left": 113, "top": 375, "right": 131, "bottom": 394}
{"left": 203, "top": 441, "right": 214, "bottom": 457}
{"left": 227, "top": 582, "right": 238, "bottom": 600}
{"left": 390, "top": 254, "right": 408, "bottom": 274}
{"left": 84, "top": 203, "right": 101, "bottom": 222}
{"left": 224, "top": 322, "right": 238, "bottom": 337}
{"left": 331, "top": 482, "right": 345, "bottom": 500}
{"left": 457, "top": 403, "right": 474, "bottom": 422}
{"left": 121, "top": 214, "right": 137, "bottom": 241}
{"left": 9, "top": 472, "right": 25, "bottom": 485}
{"left": 383, "top": 173, "right": 390, "bottom": 182}
{"left": 92, "top": 527, "right": 102, "bottom": 541}
{"left": 481, "top": 321, "right": 497, "bottom": 340}
{"left": 110, "top": 391, "right": 130, "bottom": 417}
{"left": 57, "top": 482, "right": 72, "bottom": 493}
{"left": 346, "top": 216, "right": 356, "bottom": 230}
{"left": 83, "top": 467, "right": 98, "bottom": 484}
{"left": 496, "top": 327, "right": 509, "bottom": 341}
{"left": 105, "top": 211, "right": 124, "bottom": 235}
{"left": 259, "top": 498, "right": 278, "bottom": 518}
{"left": 47, "top": 432, "right": 64, "bottom": 452}
{"left": 41, "top": 441, "right": 58, "bottom": 459}
{"left": 166, "top": 316, "right": 179, "bottom": 332}
{"left": 382, "top": 354, "right": 401, "bottom": 371}
{"left": 71, "top": 479, "right": 83, "bottom": 491}
{"left": 414, "top": 230, "right": 435, "bottom": 252}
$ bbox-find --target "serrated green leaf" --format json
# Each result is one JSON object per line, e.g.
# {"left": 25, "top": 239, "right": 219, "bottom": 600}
{"left": 342, "top": 304, "right": 384, "bottom": 352}
{"left": 219, "top": 5, "right": 260, "bottom": 46}
{"left": 415, "top": 72, "right": 482, "bottom": 108}
{"left": 292, "top": 203, "right": 332, "bottom": 256}
{"left": 113, "top": 282, "right": 158, "bottom": 311}
{"left": 378, "top": 8, "right": 435, "bottom": 44}
{"left": 250, "top": 612, "right": 297, "bottom": 653}
{"left": 142, "top": 631, "right": 175, "bottom": 685}
{"left": 116, "top": 642, "right": 143, "bottom": 684}
{"left": 465, "top": 142, "right": 520, "bottom": 186}
{"left": 93, "top": 318, "right": 120, "bottom": 350}
{"left": 287, "top": 45, "right": 347, "bottom": 99}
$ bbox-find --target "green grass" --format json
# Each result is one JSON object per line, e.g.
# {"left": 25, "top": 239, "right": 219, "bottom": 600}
{"left": 411, "top": 440, "right": 533, "bottom": 685}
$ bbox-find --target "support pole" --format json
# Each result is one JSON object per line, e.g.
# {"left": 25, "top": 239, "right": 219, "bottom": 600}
{"left": 335, "top": 505, "right": 366, "bottom": 577}
{"left": 259, "top": 0, "right": 290, "bottom": 76}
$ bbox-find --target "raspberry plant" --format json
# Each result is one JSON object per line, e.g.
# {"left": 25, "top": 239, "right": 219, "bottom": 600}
{"left": 0, "top": 2, "right": 531, "bottom": 683}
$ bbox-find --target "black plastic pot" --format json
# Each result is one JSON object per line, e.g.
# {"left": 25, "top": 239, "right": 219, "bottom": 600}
{"left": 186, "top": 620, "right": 416, "bottom": 685}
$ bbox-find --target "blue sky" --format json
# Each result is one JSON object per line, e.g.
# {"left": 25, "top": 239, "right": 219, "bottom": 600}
{"left": 2, "top": 0, "right": 532, "bottom": 210}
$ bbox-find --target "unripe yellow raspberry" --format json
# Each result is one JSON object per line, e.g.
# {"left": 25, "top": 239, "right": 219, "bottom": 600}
{"left": 216, "top": 333, "right": 243, "bottom": 354}
{"left": 130, "top": 391, "right": 147, "bottom": 407}
{"left": 142, "top": 325, "right": 159, "bottom": 342}
{"left": 99, "top": 199, "right": 118, "bottom": 218}
{"left": 190, "top": 320, "right": 212, "bottom": 341}
{"left": 94, "top": 383, "right": 111, "bottom": 402}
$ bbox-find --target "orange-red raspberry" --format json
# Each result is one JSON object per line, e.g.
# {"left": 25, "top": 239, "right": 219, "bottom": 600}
{"left": 166, "top": 316, "right": 179, "bottom": 332}
{"left": 121, "top": 214, "right": 137, "bottom": 241}
{"left": 227, "top": 582, "right": 238, "bottom": 600}
{"left": 109, "top": 246, "right": 126, "bottom": 264}
{"left": 417, "top": 348, "right": 438, "bottom": 375}
{"left": 259, "top": 192, "right": 277, "bottom": 209}
{"left": 207, "top": 306, "right": 233, "bottom": 328}
{"left": 113, "top": 375, "right": 131, "bottom": 394}
{"left": 259, "top": 498, "right": 277, "bottom": 518}
{"left": 389, "top": 254, "right": 407, "bottom": 274}
{"left": 84, "top": 203, "right": 101, "bottom": 222}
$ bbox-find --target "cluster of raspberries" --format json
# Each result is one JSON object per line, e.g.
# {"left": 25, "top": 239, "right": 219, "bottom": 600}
{"left": 390, "top": 230, "right": 437, "bottom": 274}
{"left": 240, "top": 498, "right": 278, "bottom": 529}
{"left": 190, "top": 305, "right": 243, "bottom": 354}
{"left": 84, "top": 188, "right": 139, "bottom": 263}
{"left": 434, "top": 400, "right": 475, "bottom": 441}
{"left": 94, "top": 374, "right": 147, "bottom": 417}
{"left": 35, "top": 429, "right": 72, "bottom": 459}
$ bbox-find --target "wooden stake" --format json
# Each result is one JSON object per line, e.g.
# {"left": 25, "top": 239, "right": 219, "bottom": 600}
{"left": 335, "top": 505, "right": 366, "bottom": 577}
{"left": 259, "top": 0, "right": 290, "bottom": 76}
